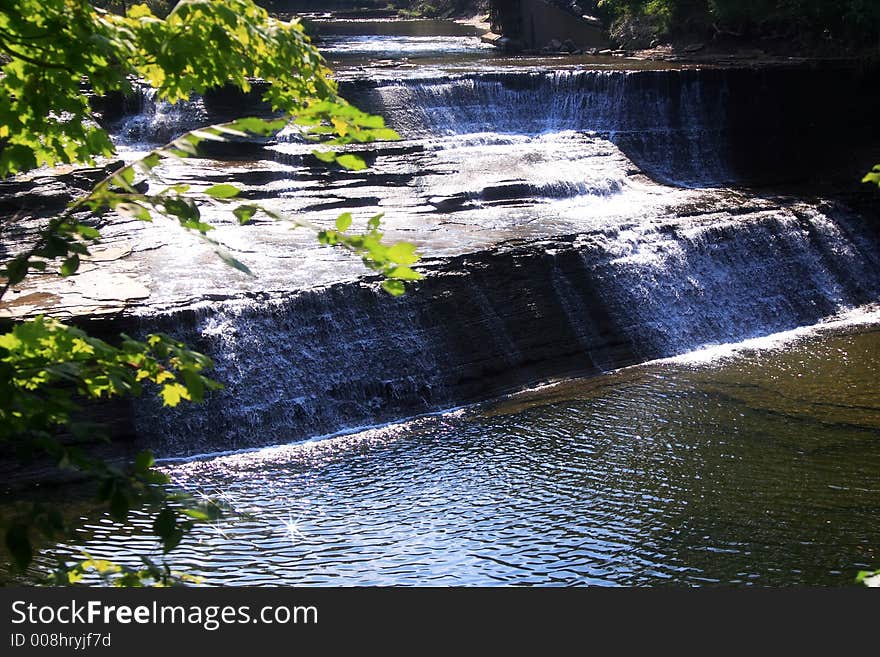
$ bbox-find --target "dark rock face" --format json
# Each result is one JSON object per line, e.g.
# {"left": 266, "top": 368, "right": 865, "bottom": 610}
{"left": 202, "top": 80, "right": 275, "bottom": 116}
{"left": 120, "top": 243, "right": 634, "bottom": 457}
{"left": 0, "top": 163, "right": 122, "bottom": 217}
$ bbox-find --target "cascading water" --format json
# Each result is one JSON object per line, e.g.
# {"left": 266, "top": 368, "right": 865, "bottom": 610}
{"left": 346, "top": 71, "right": 732, "bottom": 186}
{"left": 111, "top": 85, "right": 208, "bottom": 148}
{"left": 129, "top": 202, "right": 880, "bottom": 457}
{"left": 92, "top": 62, "right": 880, "bottom": 457}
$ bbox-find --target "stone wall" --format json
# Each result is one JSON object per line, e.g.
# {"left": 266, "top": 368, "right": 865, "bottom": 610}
{"left": 518, "top": 0, "right": 606, "bottom": 50}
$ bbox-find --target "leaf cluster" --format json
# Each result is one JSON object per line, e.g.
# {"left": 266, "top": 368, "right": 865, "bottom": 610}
{"left": 0, "top": 315, "right": 223, "bottom": 574}
{"left": 0, "top": 0, "right": 338, "bottom": 176}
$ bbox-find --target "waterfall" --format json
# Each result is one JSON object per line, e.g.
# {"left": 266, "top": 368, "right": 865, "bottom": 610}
{"left": 94, "top": 65, "right": 880, "bottom": 456}
{"left": 111, "top": 85, "right": 208, "bottom": 148}
{"left": 342, "top": 66, "right": 878, "bottom": 187}
{"left": 131, "top": 200, "right": 880, "bottom": 457}
{"left": 343, "top": 70, "right": 732, "bottom": 186}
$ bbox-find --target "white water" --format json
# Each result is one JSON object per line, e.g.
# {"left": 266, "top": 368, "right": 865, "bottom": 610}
{"left": 96, "top": 60, "right": 880, "bottom": 457}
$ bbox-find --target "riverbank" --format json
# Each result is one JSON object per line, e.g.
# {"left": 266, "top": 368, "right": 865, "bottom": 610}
{"left": 628, "top": 34, "right": 880, "bottom": 66}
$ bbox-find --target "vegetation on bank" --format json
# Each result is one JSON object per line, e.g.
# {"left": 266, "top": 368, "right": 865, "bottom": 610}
{"left": 392, "top": 0, "right": 489, "bottom": 19}
{"left": 95, "top": 0, "right": 174, "bottom": 17}
{"left": 122, "top": 0, "right": 490, "bottom": 21}
{"left": 0, "top": 0, "right": 421, "bottom": 585}
{"left": 596, "top": 0, "right": 880, "bottom": 49}
{"left": 98, "top": 1, "right": 880, "bottom": 51}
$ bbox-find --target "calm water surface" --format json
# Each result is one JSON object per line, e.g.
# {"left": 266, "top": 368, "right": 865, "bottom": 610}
{"left": 43, "top": 323, "right": 880, "bottom": 586}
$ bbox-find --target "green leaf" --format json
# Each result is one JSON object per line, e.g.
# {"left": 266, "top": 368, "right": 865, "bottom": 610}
{"left": 311, "top": 150, "right": 337, "bottom": 163}
{"left": 382, "top": 279, "right": 406, "bottom": 296}
{"left": 856, "top": 569, "right": 880, "bottom": 586}
{"left": 153, "top": 507, "right": 175, "bottom": 538}
{"left": 160, "top": 382, "right": 190, "bottom": 407}
{"left": 369, "top": 128, "right": 400, "bottom": 141}
{"left": 215, "top": 251, "right": 254, "bottom": 276}
{"left": 111, "top": 167, "right": 136, "bottom": 189}
{"left": 134, "top": 450, "right": 155, "bottom": 473}
{"left": 142, "top": 470, "right": 171, "bottom": 485}
{"left": 162, "top": 198, "right": 200, "bottom": 224}
{"left": 180, "top": 508, "right": 211, "bottom": 521}
{"left": 60, "top": 254, "right": 80, "bottom": 277}
{"left": 388, "top": 266, "right": 424, "bottom": 281}
{"left": 3, "top": 256, "right": 30, "bottom": 286}
{"left": 204, "top": 184, "right": 241, "bottom": 199}
{"left": 153, "top": 508, "right": 184, "bottom": 552}
{"left": 181, "top": 369, "right": 206, "bottom": 403}
{"left": 336, "top": 154, "right": 367, "bottom": 171}
{"left": 139, "top": 153, "right": 162, "bottom": 171}
{"left": 115, "top": 203, "right": 152, "bottom": 222}
{"left": 229, "top": 117, "right": 288, "bottom": 136}
{"left": 335, "top": 213, "right": 353, "bottom": 232}
{"left": 367, "top": 214, "right": 384, "bottom": 231}
{"left": 233, "top": 205, "right": 258, "bottom": 225}
{"left": 74, "top": 224, "right": 101, "bottom": 240}
{"left": 181, "top": 220, "right": 215, "bottom": 235}
{"left": 387, "top": 242, "right": 419, "bottom": 265}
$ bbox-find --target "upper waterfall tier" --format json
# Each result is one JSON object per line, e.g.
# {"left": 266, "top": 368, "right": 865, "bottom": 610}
{"left": 340, "top": 66, "right": 880, "bottom": 186}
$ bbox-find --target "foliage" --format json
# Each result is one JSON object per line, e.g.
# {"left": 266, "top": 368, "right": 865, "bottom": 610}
{"left": 0, "top": 0, "right": 422, "bottom": 585}
{"left": 393, "top": 0, "right": 487, "bottom": 19}
{"left": 94, "top": 1, "right": 174, "bottom": 18}
{"left": 2, "top": 0, "right": 333, "bottom": 176}
{"left": 52, "top": 554, "right": 204, "bottom": 587}
{"left": 864, "top": 164, "right": 880, "bottom": 189}
{"left": 856, "top": 568, "right": 880, "bottom": 587}
{"left": 596, "top": 0, "right": 880, "bottom": 46}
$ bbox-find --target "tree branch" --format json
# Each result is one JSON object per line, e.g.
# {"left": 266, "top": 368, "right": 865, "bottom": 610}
{"left": 0, "top": 39, "right": 74, "bottom": 72}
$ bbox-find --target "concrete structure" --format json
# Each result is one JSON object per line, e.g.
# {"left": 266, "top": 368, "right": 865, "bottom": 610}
{"left": 490, "top": 0, "right": 608, "bottom": 51}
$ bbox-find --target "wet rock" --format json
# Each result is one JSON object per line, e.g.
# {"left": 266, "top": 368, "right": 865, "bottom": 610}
{"left": 202, "top": 79, "right": 274, "bottom": 116}
{"left": 736, "top": 48, "right": 766, "bottom": 59}
{"left": 498, "top": 37, "right": 525, "bottom": 52}
{"left": 0, "top": 161, "right": 130, "bottom": 217}
{"left": 0, "top": 178, "right": 72, "bottom": 216}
